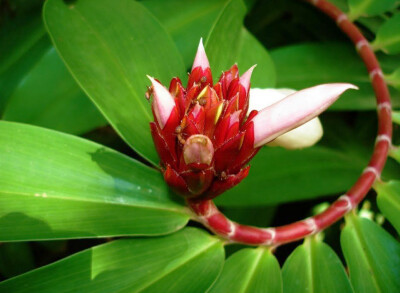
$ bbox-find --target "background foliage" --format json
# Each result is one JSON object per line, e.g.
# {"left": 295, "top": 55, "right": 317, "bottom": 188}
{"left": 0, "top": 0, "right": 399, "bottom": 292}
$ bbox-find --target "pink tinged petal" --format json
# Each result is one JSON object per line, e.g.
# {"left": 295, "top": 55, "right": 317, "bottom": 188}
{"left": 252, "top": 83, "right": 358, "bottom": 148}
{"left": 249, "top": 88, "right": 323, "bottom": 149}
{"left": 147, "top": 75, "right": 176, "bottom": 129}
{"left": 192, "top": 38, "right": 210, "bottom": 71}
{"left": 183, "top": 134, "right": 214, "bottom": 166}
{"left": 229, "top": 110, "right": 241, "bottom": 127}
{"left": 239, "top": 65, "right": 256, "bottom": 94}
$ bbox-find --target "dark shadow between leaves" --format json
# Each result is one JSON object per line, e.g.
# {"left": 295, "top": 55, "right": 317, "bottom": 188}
{"left": 0, "top": 212, "right": 97, "bottom": 242}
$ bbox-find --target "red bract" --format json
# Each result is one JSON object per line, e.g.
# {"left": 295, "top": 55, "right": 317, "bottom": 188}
{"left": 148, "top": 39, "right": 356, "bottom": 200}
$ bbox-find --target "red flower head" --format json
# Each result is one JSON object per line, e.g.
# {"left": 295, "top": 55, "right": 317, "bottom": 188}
{"left": 148, "top": 39, "right": 356, "bottom": 200}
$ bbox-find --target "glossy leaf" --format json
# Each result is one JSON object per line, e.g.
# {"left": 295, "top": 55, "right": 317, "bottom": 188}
{"left": 205, "top": 0, "right": 247, "bottom": 78}
{"left": 282, "top": 237, "right": 353, "bottom": 293}
{"left": 0, "top": 121, "right": 189, "bottom": 241}
{"left": 348, "top": 0, "right": 397, "bottom": 20}
{"left": 3, "top": 47, "right": 107, "bottom": 135}
{"left": 44, "top": 0, "right": 186, "bottom": 164}
{"left": 386, "top": 67, "right": 400, "bottom": 92}
{"left": 329, "top": 0, "right": 349, "bottom": 12}
{"left": 236, "top": 28, "right": 276, "bottom": 87}
{"left": 270, "top": 42, "right": 400, "bottom": 110}
{"left": 216, "top": 111, "right": 400, "bottom": 207}
{"left": 357, "top": 15, "right": 387, "bottom": 34}
{"left": 144, "top": 0, "right": 277, "bottom": 88}
{"left": 222, "top": 206, "right": 276, "bottom": 227}
{"left": 209, "top": 248, "right": 282, "bottom": 293}
{"left": 215, "top": 145, "right": 362, "bottom": 206}
{"left": 375, "top": 181, "right": 400, "bottom": 234}
{"left": 389, "top": 145, "right": 400, "bottom": 162}
{"left": 142, "top": 0, "right": 226, "bottom": 69}
{"left": 0, "top": 12, "right": 47, "bottom": 113}
{"left": 341, "top": 213, "right": 400, "bottom": 293}
{"left": 372, "top": 13, "right": 400, "bottom": 55}
{"left": 0, "top": 228, "right": 224, "bottom": 293}
{"left": 393, "top": 111, "right": 400, "bottom": 124}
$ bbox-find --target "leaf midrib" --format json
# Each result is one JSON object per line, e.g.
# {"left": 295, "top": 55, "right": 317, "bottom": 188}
{"left": 0, "top": 190, "right": 188, "bottom": 215}
{"left": 238, "top": 249, "right": 264, "bottom": 293}
{"left": 71, "top": 5, "right": 151, "bottom": 121}
{"left": 126, "top": 240, "right": 220, "bottom": 293}
{"left": 347, "top": 216, "right": 382, "bottom": 293}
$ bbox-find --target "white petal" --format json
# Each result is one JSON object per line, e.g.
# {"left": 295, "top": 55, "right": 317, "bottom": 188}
{"left": 252, "top": 83, "right": 357, "bottom": 148}
{"left": 249, "top": 88, "right": 322, "bottom": 149}
{"left": 268, "top": 118, "right": 323, "bottom": 149}
{"left": 248, "top": 88, "right": 296, "bottom": 113}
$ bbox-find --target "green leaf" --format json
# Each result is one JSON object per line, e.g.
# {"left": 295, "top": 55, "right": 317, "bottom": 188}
{"left": 43, "top": 0, "right": 186, "bottom": 165}
{"left": 372, "top": 13, "right": 400, "bottom": 55}
{"left": 348, "top": 0, "right": 397, "bottom": 20}
{"left": 0, "top": 121, "right": 189, "bottom": 241}
{"left": 341, "top": 213, "right": 400, "bottom": 293}
{"left": 0, "top": 228, "right": 224, "bottom": 293}
{"left": 142, "top": 0, "right": 226, "bottom": 69}
{"left": 0, "top": 242, "right": 35, "bottom": 278}
{"left": 145, "top": 0, "right": 277, "bottom": 88}
{"left": 282, "top": 237, "right": 353, "bottom": 293}
{"left": 0, "top": 11, "right": 47, "bottom": 113}
{"left": 216, "top": 111, "right": 400, "bottom": 207}
{"left": 205, "top": 0, "right": 247, "bottom": 78}
{"left": 236, "top": 28, "right": 276, "bottom": 88}
{"left": 222, "top": 206, "right": 276, "bottom": 227}
{"left": 375, "top": 180, "right": 400, "bottom": 234}
{"left": 3, "top": 46, "right": 107, "bottom": 135}
{"left": 393, "top": 111, "right": 400, "bottom": 124}
{"left": 357, "top": 15, "right": 387, "bottom": 34}
{"left": 215, "top": 145, "right": 362, "bottom": 206}
{"left": 270, "top": 42, "right": 400, "bottom": 110}
{"left": 389, "top": 146, "right": 400, "bottom": 162}
{"left": 386, "top": 67, "right": 400, "bottom": 92}
{"left": 329, "top": 0, "right": 349, "bottom": 12}
{"left": 209, "top": 248, "right": 282, "bottom": 293}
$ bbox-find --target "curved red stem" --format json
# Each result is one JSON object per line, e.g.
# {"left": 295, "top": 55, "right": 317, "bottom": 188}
{"left": 187, "top": 0, "right": 393, "bottom": 247}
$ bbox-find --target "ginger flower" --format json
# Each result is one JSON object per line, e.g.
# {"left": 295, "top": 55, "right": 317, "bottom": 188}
{"left": 147, "top": 39, "right": 357, "bottom": 200}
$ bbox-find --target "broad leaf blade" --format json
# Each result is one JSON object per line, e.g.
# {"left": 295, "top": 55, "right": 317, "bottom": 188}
{"left": 375, "top": 181, "right": 400, "bottom": 234}
{"left": 348, "top": 0, "right": 397, "bottom": 20}
{"left": 371, "top": 13, "right": 400, "bottom": 55}
{"left": 392, "top": 111, "right": 400, "bottom": 124}
{"left": 0, "top": 122, "right": 189, "bottom": 241}
{"left": 270, "top": 42, "right": 400, "bottom": 110}
{"left": 389, "top": 146, "right": 400, "bottom": 162}
{"left": 236, "top": 28, "right": 276, "bottom": 88}
{"left": 209, "top": 248, "right": 282, "bottom": 293}
{"left": 43, "top": 0, "right": 186, "bottom": 164}
{"left": 215, "top": 146, "right": 362, "bottom": 206}
{"left": 3, "top": 47, "right": 107, "bottom": 135}
{"left": 205, "top": 0, "right": 247, "bottom": 78}
{"left": 0, "top": 12, "right": 47, "bottom": 113}
{"left": 282, "top": 238, "right": 353, "bottom": 293}
{"left": 142, "top": 0, "right": 226, "bottom": 69}
{"left": 0, "top": 228, "right": 224, "bottom": 293}
{"left": 341, "top": 214, "right": 400, "bottom": 293}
